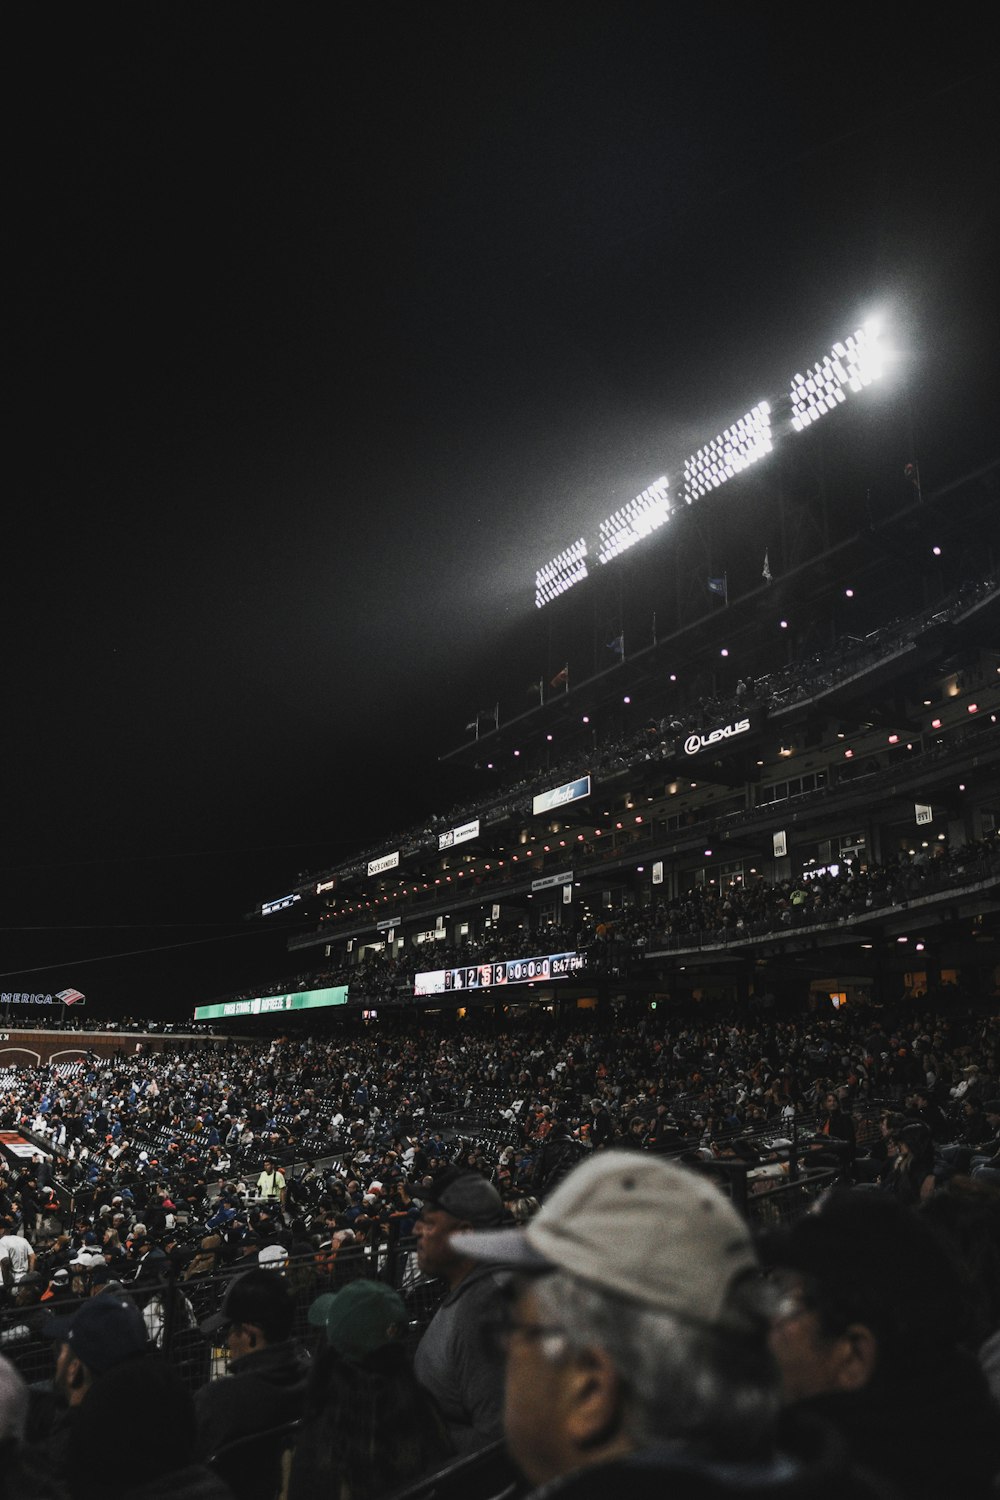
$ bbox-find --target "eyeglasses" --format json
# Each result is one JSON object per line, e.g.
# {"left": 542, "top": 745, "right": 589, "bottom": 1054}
{"left": 765, "top": 1270, "right": 818, "bottom": 1326}
{"left": 481, "top": 1316, "right": 568, "bottom": 1359}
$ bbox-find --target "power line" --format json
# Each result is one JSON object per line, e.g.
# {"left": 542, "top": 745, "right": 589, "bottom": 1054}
{"left": 0, "top": 924, "right": 286, "bottom": 981}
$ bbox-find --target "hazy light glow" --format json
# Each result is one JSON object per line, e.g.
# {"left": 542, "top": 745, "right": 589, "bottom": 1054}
{"left": 682, "top": 402, "right": 772, "bottom": 504}
{"left": 535, "top": 538, "right": 588, "bottom": 609}
{"left": 790, "top": 323, "right": 884, "bottom": 431}
{"left": 597, "top": 477, "right": 671, "bottom": 565}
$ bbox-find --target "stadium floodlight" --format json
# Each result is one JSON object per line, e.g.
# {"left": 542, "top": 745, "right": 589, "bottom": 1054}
{"left": 596, "top": 476, "right": 670, "bottom": 565}
{"left": 682, "top": 403, "right": 772, "bottom": 505}
{"left": 535, "top": 538, "right": 589, "bottom": 609}
{"left": 789, "top": 322, "right": 884, "bottom": 431}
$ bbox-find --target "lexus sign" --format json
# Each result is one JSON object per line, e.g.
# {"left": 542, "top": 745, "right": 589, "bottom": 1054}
{"left": 683, "top": 715, "right": 754, "bottom": 756}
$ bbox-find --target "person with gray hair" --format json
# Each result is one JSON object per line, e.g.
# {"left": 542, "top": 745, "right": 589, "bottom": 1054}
{"left": 452, "top": 1152, "right": 888, "bottom": 1498}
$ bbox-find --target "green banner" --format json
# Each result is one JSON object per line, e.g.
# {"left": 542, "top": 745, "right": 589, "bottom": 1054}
{"left": 193, "top": 985, "right": 348, "bottom": 1021}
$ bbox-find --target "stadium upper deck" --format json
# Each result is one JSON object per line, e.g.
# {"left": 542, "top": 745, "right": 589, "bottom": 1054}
{"left": 247, "top": 443, "right": 1000, "bottom": 1018}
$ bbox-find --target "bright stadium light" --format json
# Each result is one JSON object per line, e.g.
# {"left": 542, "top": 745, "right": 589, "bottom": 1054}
{"left": 789, "top": 323, "right": 885, "bottom": 432}
{"left": 682, "top": 402, "right": 772, "bottom": 505}
{"left": 535, "top": 538, "right": 589, "bottom": 609}
{"left": 597, "top": 477, "right": 671, "bottom": 565}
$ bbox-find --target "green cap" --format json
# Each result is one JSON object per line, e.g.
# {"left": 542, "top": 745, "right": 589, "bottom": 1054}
{"left": 308, "top": 1280, "right": 407, "bottom": 1360}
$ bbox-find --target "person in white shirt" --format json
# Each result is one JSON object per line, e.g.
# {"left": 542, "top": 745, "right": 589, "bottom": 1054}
{"left": 0, "top": 1223, "right": 36, "bottom": 1291}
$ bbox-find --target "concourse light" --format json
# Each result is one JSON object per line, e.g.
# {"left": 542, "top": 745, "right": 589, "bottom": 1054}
{"left": 789, "top": 323, "right": 884, "bottom": 432}
{"left": 720, "top": 648, "right": 729, "bottom": 657}
{"left": 535, "top": 538, "right": 589, "bottom": 609}
{"left": 932, "top": 546, "right": 942, "bottom": 557}
{"left": 597, "top": 476, "right": 671, "bottom": 564}
{"left": 682, "top": 402, "right": 772, "bottom": 504}
{"left": 845, "top": 588, "right": 854, "bottom": 598}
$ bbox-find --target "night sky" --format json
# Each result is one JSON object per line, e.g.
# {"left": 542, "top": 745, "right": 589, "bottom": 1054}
{"left": 4, "top": 7, "right": 997, "bottom": 1016}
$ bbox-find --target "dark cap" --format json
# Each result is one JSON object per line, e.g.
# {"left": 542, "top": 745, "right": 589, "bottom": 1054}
{"left": 200, "top": 1270, "right": 293, "bottom": 1342}
{"left": 419, "top": 1167, "right": 503, "bottom": 1227}
{"left": 40, "top": 1294, "right": 149, "bottom": 1375}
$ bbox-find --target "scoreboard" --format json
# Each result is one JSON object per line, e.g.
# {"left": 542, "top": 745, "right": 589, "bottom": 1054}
{"left": 414, "top": 950, "right": 585, "bottom": 998}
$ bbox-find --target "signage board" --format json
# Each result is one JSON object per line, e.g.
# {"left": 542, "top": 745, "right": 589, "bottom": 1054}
{"left": 532, "top": 869, "right": 573, "bottom": 892}
{"left": 261, "top": 894, "right": 301, "bottom": 916}
{"left": 193, "top": 985, "right": 349, "bottom": 1022}
{"left": 683, "top": 715, "right": 754, "bottom": 757}
{"left": 438, "top": 819, "right": 480, "bottom": 851}
{"left": 367, "top": 852, "right": 400, "bottom": 877}
{"left": 532, "top": 775, "right": 591, "bottom": 817}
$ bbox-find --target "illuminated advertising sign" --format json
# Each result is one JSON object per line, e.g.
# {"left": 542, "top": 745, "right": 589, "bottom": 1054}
{"left": 532, "top": 775, "right": 591, "bottom": 817}
{"left": 376, "top": 916, "right": 400, "bottom": 931}
{"left": 368, "top": 851, "right": 399, "bottom": 877}
{"left": 1, "top": 992, "right": 64, "bottom": 1006}
{"left": 414, "top": 951, "right": 585, "bottom": 997}
{"left": 438, "top": 818, "right": 480, "bottom": 851}
{"left": 683, "top": 715, "right": 754, "bottom": 756}
{"left": 193, "top": 985, "right": 349, "bottom": 1021}
{"left": 531, "top": 869, "right": 573, "bottom": 892}
{"left": 315, "top": 878, "right": 336, "bottom": 894}
{"left": 261, "top": 893, "right": 301, "bottom": 916}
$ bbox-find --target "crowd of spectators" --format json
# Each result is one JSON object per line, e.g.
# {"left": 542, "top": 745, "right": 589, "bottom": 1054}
{"left": 2, "top": 993, "right": 1000, "bottom": 1496}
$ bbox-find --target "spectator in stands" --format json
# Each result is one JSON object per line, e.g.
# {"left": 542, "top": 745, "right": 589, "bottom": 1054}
{"left": 970, "top": 1100, "right": 1000, "bottom": 1186}
{"left": 765, "top": 1191, "right": 1000, "bottom": 1498}
{"left": 195, "top": 1268, "right": 310, "bottom": 1456}
{"left": 0, "top": 1353, "right": 64, "bottom": 1500}
{"left": 287, "top": 1279, "right": 450, "bottom": 1500}
{"left": 588, "top": 1099, "right": 615, "bottom": 1150}
{"left": 65, "top": 1353, "right": 232, "bottom": 1500}
{"left": 32, "top": 1292, "right": 151, "bottom": 1483}
{"left": 0, "top": 1221, "right": 35, "bottom": 1297}
{"left": 885, "top": 1120, "right": 936, "bottom": 1203}
{"left": 412, "top": 1167, "right": 508, "bottom": 1453}
{"left": 531, "top": 1119, "right": 581, "bottom": 1200}
{"left": 817, "top": 1091, "right": 856, "bottom": 1165}
{"left": 256, "top": 1157, "right": 286, "bottom": 1207}
{"left": 450, "top": 1151, "right": 886, "bottom": 1498}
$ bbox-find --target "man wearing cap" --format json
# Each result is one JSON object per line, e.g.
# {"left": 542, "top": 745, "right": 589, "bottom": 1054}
{"left": 450, "top": 1150, "right": 887, "bottom": 1498}
{"left": 412, "top": 1166, "right": 508, "bottom": 1454}
{"left": 28, "top": 1292, "right": 151, "bottom": 1482}
{"left": 195, "top": 1268, "right": 310, "bottom": 1455}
